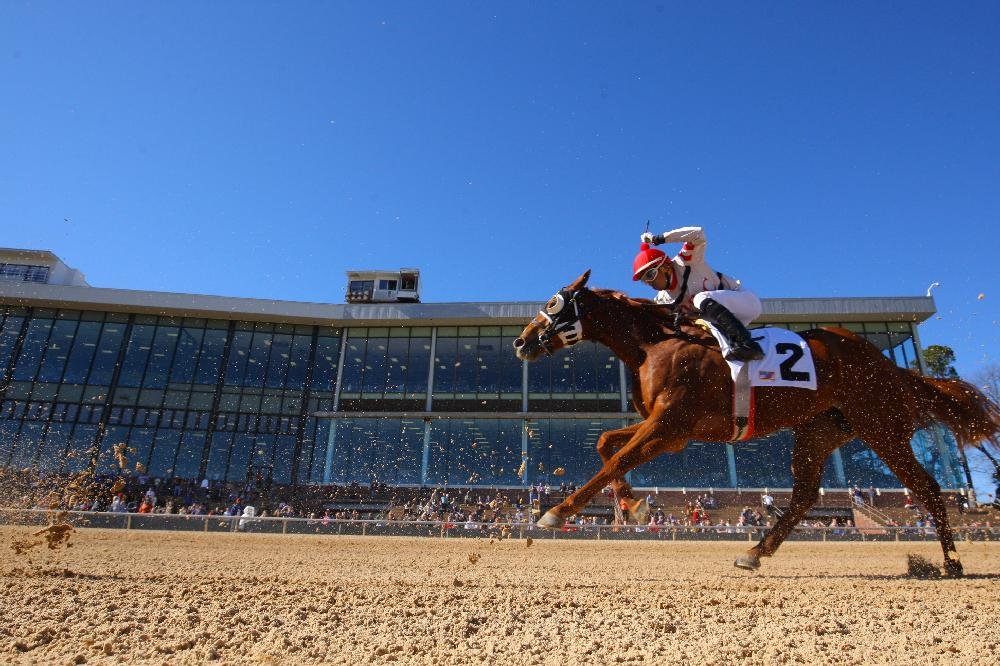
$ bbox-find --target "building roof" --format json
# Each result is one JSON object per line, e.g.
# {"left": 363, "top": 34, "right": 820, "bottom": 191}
{"left": 0, "top": 281, "right": 937, "bottom": 326}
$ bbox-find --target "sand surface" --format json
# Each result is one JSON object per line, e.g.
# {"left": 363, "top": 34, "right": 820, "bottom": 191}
{"left": 1, "top": 527, "right": 998, "bottom": 665}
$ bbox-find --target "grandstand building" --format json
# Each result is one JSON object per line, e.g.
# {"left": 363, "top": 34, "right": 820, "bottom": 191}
{"left": 0, "top": 248, "right": 964, "bottom": 491}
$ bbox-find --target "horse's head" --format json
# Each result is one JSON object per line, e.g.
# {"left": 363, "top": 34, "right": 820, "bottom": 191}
{"left": 513, "top": 269, "right": 592, "bottom": 361}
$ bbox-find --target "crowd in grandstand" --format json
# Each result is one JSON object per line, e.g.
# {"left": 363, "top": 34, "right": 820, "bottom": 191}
{"left": 0, "top": 467, "right": 995, "bottom": 538}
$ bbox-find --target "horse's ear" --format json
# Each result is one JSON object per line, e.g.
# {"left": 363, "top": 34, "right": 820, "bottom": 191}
{"left": 570, "top": 269, "right": 591, "bottom": 290}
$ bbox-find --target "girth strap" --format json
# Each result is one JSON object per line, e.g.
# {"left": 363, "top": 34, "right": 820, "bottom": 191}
{"left": 732, "top": 363, "right": 756, "bottom": 441}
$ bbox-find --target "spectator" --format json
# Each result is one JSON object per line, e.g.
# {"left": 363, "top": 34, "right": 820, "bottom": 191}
{"left": 761, "top": 491, "right": 775, "bottom": 515}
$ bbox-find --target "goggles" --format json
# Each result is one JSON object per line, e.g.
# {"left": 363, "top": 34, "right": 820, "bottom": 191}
{"left": 640, "top": 266, "right": 660, "bottom": 283}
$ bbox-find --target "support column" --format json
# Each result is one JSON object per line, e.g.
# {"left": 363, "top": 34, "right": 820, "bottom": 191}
{"left": 322, "top": 328, "right": 350, "bottom": 485}
{"left": 831, "top": 448, "right": 847, "bottom": 487}
{"left": 521, "top": 419, "right": 529, "bottom": 486}
{"left": 322, "top": 420, "right": 337, "bottom": 484}
{"left": 726, "top": 444, "right": 738, "bottom": 488}
{"left": 421, "top": 419, "right": 431, "bottom": 484}
{"left": 522, "top": 358, "right": 529, "bottom": 412}
{"left": 425, "top": 329, "right": 437, "bottom": 412}
{"left": 619, "top": 360, "right": 628, "bottom": 413}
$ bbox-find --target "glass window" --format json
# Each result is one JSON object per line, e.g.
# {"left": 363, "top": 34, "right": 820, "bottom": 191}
{"left": 0, "top": 314, "right": 26, "bottom": 370}
{"left": 311, "top": 333, "right": 342, "bottom": 393}
{"left": 12, "top": 317, "right": 55, "bottom": 382}
{"left": 384, "top": 336, "right": 410, "bottom": 394}
{"left": 242, "top": 329, "right": 272, "bottom": 388}
{"left": 285, "top": 333, "right": 312, "bottom": 389}
{"left": 732, "top": 431, "right": 799, "bottom": 488}
{"left": 349, "top": 280, "right": 374, "bottom": 294}
{"left": 265, "top": 334, "right": 292, "bottom": 389}
{"left": 142, "top": 324, "right": 181, "bottom": 389}
{"left": 36, "top": 422, "right": 73, "bottom": 473}
{"left": 840, "top": 438, "right": 901, "bottom": 488}
{"left": 226, "top": 433, "right": 255, "bottom": 482}
{"left": 406, "top": 335, "right": 432, "bottom": 396}
{"left": 427, "top": 418, "right": 521, "bottom": 486}
{"left": 64, "top": 424, "right": 97, "bottom": 474}
{"left": 88, "top": 321, "right": 127, "bottom": 386}
{"left": 328, "top": 418, "right": 424, "bottom": 484}
{"left": 36, "top": 318, "right": 78, "bottom": 383}
{"left": 206, "top": 432, "right": 233, "bottom": 481}
{"left": 340, "top": 336, "right": 367, "bottom": 395}
{"left": 173, "top": 431, "right": 206, "bottom": 480}
{"left": 305, "top": 418, "right": 332, "bottom": 483}
{"left": 194, "top": 328, "right": 227, "bottom": 387}
{"left": 361, "top": 337, "right": 389, "bottom": 395}
{"left": 432, "top": 336, "right": 457, "bottom": 394}
{"left": 62, "top": 320, "right": 102, "bottom": 385}
{"left": 272, "top": 434, "right": 296, "bottom": 484}
{"left": 433, "top": 327, "right": 522, "bottom": 398}
{"left": 118, "top": 324, "right": 155, "bottom": 388}
{"left": 148, "top": 429, "right": 182, "bottom": 478}
{"left": 169, "top": 325, "right": 205, "bottom": 385}
{"left": 9, "top": 421, "right": 44, "bottom": 468}
{"left": 223, "top": 329, "right": 254, "bottom": 385}
{"left": 0, "top": 418, "right": 21, "bottom": 466}
{"left": 525, "top": 418, "right": 614, "bottom": 486}
{"left": 128, "top": 428, "right": 156, "bottom": 474}
{"left": 378, "top": 279, "right": 398, "bottom": 290}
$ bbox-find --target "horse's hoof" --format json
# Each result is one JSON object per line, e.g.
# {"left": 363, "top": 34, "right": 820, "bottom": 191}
{"left": 944, "top": 559, "right": 964, "bottom": 578}
{"left": 536, "top": 511, "right": 565, "bottom": 530}
{"left": 734, "top": 554, "right": 760, "bottom": 571}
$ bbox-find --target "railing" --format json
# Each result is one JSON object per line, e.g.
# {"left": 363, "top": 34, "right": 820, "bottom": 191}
{"left": 851, "top": 500, "right": 897, "bottom": 526}
{"left": 1, "top": 509, "right": 997, "bottom": 543}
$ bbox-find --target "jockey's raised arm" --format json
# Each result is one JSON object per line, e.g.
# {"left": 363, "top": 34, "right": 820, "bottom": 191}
{"left": 641, "top": 226, "right": 706, "bottom": 266}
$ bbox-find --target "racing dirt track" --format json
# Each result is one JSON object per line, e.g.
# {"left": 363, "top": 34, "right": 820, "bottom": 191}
{"left": 2, "top": 527, "right": 998, "bottom": 665}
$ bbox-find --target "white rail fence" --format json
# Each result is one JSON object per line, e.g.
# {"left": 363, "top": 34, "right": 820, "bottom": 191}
{"left": 1, "top": 508, "right": 996, "bottom": 543}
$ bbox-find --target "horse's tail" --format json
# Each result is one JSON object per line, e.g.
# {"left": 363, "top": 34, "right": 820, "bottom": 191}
{"left": 903, "top": 370, "right": 1000, "bottom": 448}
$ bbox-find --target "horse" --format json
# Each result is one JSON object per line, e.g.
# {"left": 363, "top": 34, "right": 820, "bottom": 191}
{"left": 512, "top": 270, "right": 1000, "bottom": 575}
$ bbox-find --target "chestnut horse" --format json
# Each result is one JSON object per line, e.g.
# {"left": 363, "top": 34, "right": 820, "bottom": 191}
{"left": 513, "top": 271, "right": 1000, "bottom": 575}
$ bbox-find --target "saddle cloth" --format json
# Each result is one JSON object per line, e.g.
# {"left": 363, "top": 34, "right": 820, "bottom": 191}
{"left": 702, "top": 325, "right": 818, "bottom": 390}
{"left": 700, "top": 325, "right": 818, "bottom": 440}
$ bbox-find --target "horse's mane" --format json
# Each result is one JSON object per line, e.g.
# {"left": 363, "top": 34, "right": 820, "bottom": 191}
{"left": 588, "top": 288, "right": 714, "bottom": 342}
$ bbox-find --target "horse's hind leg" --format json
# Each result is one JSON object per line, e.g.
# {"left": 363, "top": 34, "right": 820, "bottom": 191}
{"left": 867, "top": 434, "right": 963, "bottom": 577}
{"left": 736, "top": 409, "right": 851, "bottom": 571}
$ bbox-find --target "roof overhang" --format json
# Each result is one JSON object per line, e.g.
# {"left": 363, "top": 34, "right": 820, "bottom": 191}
{"left": 0, "top": 282, "right": 936, "bottom": 326}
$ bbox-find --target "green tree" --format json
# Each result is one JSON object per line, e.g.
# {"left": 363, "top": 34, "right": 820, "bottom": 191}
{"left": 922, "top": 345, "right": 959, "bottom": 379}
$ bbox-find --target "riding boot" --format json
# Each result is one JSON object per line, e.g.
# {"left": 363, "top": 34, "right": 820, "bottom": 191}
{"left": 697, "top": 298, "right": 765, "bottom": 362}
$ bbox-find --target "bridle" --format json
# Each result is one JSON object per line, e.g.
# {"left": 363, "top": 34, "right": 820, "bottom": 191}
{"left": 536, "top": 287, "right": 586, "bottom": 356}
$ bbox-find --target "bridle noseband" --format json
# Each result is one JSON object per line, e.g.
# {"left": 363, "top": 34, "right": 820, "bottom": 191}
{"left": 537, "top": 288, "right": 586, "bottom": 356}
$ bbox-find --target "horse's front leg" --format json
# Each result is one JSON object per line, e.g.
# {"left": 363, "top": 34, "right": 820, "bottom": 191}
{"left": 594, "top": 423, "right": 650, "bottom": 524}
{"left": 538, "top": 409, "right": 684, "bottom": 528}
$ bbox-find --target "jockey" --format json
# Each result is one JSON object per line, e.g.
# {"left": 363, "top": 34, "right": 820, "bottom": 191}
{"left": 632, "top": 226, "right": 764, "bottom": 362}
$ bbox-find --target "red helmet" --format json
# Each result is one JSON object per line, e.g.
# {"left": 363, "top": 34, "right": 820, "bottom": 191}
{"left": 632, "top": 243, "right": 666, "bottom": 281}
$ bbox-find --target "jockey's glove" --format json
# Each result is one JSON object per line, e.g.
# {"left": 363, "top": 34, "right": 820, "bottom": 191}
{"left": 640, "top": 232, "right": 666, "bottom": 245}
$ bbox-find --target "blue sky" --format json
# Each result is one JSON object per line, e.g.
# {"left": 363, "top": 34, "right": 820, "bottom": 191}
{"left": 3, "top": 4, "right": 998, "bottom": 491}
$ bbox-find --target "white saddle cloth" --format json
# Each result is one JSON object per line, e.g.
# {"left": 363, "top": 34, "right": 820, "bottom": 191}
{"left": 705, "top": 325, "right": 818, "bottom": 391}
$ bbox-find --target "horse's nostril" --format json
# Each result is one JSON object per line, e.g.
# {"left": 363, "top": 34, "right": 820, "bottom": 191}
{"left": 513, "top": 338, "right": 525, "bottom": 348}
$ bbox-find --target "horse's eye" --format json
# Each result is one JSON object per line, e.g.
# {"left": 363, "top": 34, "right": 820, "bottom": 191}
{"left": 545, "top": 294, "right": 564, "bottom": 314}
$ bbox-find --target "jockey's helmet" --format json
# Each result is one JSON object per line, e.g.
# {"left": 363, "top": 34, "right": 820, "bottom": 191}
{"left": 632, "top": 243, "right": 666, "bottom": 281}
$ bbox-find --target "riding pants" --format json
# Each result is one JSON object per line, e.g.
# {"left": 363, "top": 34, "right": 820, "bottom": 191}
{"left": 692, "top": 289, "right": 762, "bottom": 326}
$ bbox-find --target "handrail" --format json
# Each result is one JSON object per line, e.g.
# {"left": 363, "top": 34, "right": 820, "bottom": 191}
{"left": 1, "top": 508, "right": 996, "bottom": 542}
{"left": 851, "top": 501, "right": 897, "bottom": 525}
